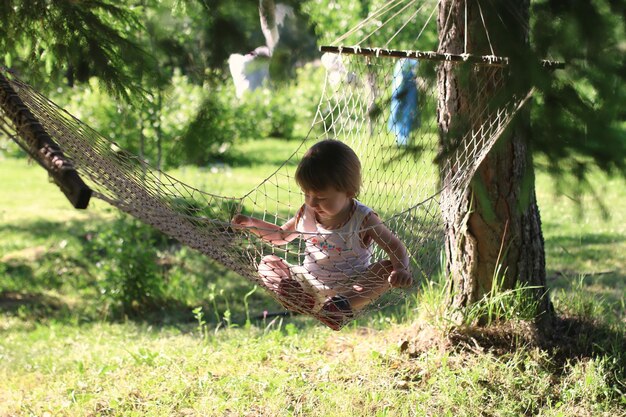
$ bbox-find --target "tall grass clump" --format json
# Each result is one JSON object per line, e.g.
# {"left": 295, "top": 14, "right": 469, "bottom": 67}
{"left": 461, "top": 271, "right": 544, "bottom": 327}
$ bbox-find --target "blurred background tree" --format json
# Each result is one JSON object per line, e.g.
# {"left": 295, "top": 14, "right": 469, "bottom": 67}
{"left": 0, "top": 0, "right": 155, "bottom": 98}
{"left": 531, "top": 0, "right": 626, "bottom": 188}
{"left": 1, "top": 0, "right": 623, "bottom": 207}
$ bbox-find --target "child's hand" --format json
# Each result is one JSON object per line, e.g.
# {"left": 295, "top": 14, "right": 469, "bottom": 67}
{"left": 388, "top": 269, "right": 412, "bottom": 288}
{"left": 231, "top": 214, "right": 250, "bottom": 228}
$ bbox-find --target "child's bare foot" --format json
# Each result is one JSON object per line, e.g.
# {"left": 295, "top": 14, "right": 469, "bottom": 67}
{"left": 274, "top": 278, "right": 316, "bottom": 313}
{"left": 317, "top": 295, "right": 353, "bottom": 331}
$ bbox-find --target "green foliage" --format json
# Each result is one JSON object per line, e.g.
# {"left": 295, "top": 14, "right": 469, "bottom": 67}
{"left": 84, "top": 214, "right": 167, "bottom": 317}
{"left": 256, "top": 62, "right": 326, "bottom": 139}
{"left": 170, "top": 86, "right": 237, "bottom": 166}
{"left": 192, "top": 0, "right": 267, "bottom": 70}
{"left": 192, "top": 306, "right": 209, "bottom": 340}
{"left": 290, "top": 62, "right": 329, "bottom": 134}
{"left": 174, "top": 63, "right": 325, "bottom": 165}
{"left": 0, "top": 0, "right": 155, "bottom": 99}
{"left": 530, "top": 0, "right": 626, "bottom": 181}
{"left": 139, "top": 0, "right": 215, "bottom": 85}
{"left": 302, "top": 0, "right": 438, "bottom": 49}
{"left": 0, "top": 135, "right": 23, "bottom": 159}
{"left": 302, "top": 0, "right": 366, "bottom": 44}
{"left": 173, "top": 78, "right": 257, "bottom": 165}
{"left": 53, "top": 79, "right": 142, "bottom": 156}
{"left": 42, "top": 62, "right": 324, "bottom": 168}
{"left": 259, "top": 89, "right": 298, "bottom": 138}
{"left": 53, "top": 71, "right": 205, "bottom": 168}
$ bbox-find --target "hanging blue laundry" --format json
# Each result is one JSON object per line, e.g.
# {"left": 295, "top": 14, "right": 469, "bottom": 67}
{"left": 388, "top": 58, "right": 420, "bottom": 146}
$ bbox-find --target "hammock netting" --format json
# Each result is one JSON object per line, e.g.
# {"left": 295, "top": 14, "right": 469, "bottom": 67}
{"left": 0, "top": 0, "right": 535, "bottom": 329}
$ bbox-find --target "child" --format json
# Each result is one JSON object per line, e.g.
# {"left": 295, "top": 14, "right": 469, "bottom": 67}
{"left": 232, "top": 139, "right": 411, "bottom": 330}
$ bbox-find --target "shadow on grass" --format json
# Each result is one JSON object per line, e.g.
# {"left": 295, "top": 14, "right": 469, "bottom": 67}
{"left": 0, "top": 291, "right": 70, "bottom": 320}
{"left": 0, "top": 219, "right": 97, "bottom": 298}
{"left": 402, "top": 314, "right": 625, "bottom": 407}
{"left": 0, "top": 290, "right": 231, "bottom": 334}
{"left": 548, "top": 271, "right": 626, "bottom": 319}
{"left": 0, "top": 258, "right": 286, "bottom": 332}
{"left": 544, "top": 232, "right": 626, "bottom": 246}
{"left": 544, "top": 231, "right": 626, "bottom": 314}
{"left": 0, "top": 213, "right": 444, "bottom": 333}
{"left": 0, "top": 218, "right": 97, "bottom": 242}
{"left": 442, "top": 315, "right": 625, "bottom": 363}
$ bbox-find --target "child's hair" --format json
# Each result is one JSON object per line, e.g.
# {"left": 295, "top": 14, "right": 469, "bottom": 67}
{"left": 295, "top": 139, "right": 361, "bottom": 196}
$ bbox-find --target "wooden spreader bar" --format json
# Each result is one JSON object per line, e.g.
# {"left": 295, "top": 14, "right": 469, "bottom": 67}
{"left": 320, "top": 45, "right": 565, "bottom": 69}
{"left": 0, "top": 70, "right": 92, "bottom": 209}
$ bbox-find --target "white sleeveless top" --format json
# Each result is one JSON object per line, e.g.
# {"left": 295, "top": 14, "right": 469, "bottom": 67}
{"left": 295, "top": 199, "right": 374, "bottom": 283}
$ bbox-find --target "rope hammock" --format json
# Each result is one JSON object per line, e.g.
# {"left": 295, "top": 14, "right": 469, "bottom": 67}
{"left": 0, "top": 0, "right": 552, "bottom": 329}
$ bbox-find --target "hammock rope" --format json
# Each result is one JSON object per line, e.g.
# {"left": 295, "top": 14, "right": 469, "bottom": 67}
{"left": 0, "top": 0, "right": 535, "bottom": 329}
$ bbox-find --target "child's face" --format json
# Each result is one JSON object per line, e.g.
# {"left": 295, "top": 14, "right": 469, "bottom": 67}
{"left": 303, "top": 187, "right": 353, "bottom": 222}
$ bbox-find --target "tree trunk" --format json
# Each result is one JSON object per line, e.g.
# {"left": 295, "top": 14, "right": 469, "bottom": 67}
{"left": 437, "top": 0, "right": 554, "bottom": 330}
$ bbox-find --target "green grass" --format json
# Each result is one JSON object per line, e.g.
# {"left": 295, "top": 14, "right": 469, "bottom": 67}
{"left": 536, "top": 168, "right": 626, "bottom": 317}
{"left": 0, "top": 143, "right": 625, "bottom": 416}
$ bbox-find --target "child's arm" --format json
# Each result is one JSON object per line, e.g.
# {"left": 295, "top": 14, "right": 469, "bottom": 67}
{"left": 363, "top": 214, "right": 412, "bottom": 288}
{"left": 232, "top": 214, "right": 299, "bottom": 245}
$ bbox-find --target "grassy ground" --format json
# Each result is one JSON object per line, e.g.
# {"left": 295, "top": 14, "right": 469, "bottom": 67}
{"left": 0, "top": 140, "right": 624, "bottom": 416}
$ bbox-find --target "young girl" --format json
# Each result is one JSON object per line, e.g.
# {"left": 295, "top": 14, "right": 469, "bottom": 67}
{"left": 232, "top": 139, "right": 411, "bottom": 330}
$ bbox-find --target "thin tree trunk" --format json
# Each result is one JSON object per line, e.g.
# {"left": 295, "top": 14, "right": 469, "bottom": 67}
{"left": 437, "top": 0, "right": 554, "bottom": 330}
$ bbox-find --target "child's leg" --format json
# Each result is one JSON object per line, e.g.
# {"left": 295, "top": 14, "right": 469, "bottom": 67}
{"left": 339, "top": 260, "right": 394, "bottom": 310}
{"left": 317, "top": 260, "right": 394, "bottom": 331}
{"left": 258, "top": 255, "right": 316, "bottom": 312}
{"left": 258, "top": 254, "right": 291, "bottom": 291}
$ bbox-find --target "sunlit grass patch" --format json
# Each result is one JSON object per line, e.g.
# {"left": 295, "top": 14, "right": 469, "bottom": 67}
{"left": 1, "top": 316, "right": 622, "bottom": 417}
{"left": 535, "top": 167, "right": 626, "bottom": 320}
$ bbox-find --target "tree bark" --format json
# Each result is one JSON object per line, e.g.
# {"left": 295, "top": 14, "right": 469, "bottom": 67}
{"left": 437, "top": 0, "right": 554, "bottom": 330}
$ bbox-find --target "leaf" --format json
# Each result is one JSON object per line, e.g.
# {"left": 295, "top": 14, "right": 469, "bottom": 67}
{"left": 45, "top": 52, "right": 54, "bottom": 75}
